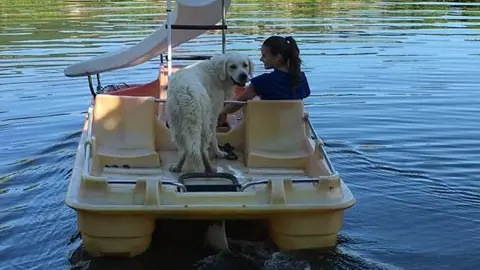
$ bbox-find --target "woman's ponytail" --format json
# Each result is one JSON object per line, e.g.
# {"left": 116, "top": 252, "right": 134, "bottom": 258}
{"left": 285, "top": 36, "right": 302, "bottom": 89}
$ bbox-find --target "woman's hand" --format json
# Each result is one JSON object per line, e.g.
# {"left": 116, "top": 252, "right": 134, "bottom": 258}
{"left": 217, "top": 84, "right": 257, "bottom": 128}
{"left": 217, "top": 111, "right": 228, "bottom": 127}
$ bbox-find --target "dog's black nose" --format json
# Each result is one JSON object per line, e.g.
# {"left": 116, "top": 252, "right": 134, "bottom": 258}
{"left": 239, "top": 73, "right": 248, "bottom": 82}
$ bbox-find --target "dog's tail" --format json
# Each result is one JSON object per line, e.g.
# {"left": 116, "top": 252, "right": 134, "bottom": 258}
{"left": 180, "top": 106, "right": 206, "bottom": 172}
{"left": 183, "top": 132, "right": 204, "bottom": 173}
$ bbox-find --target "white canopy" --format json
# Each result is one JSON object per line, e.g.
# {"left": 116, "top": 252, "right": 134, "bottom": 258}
{"left": 64, "top": 0, "right": 232, "bottom": 77}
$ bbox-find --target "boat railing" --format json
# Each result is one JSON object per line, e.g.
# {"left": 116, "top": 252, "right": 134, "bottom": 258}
{"left": 83, "top": 107, "right": 94, "bottom": 176}
{"left": 107, "top": 179, "right": 188, "bottom": 192}
{"left": 240, "top": 175, "right": 340, "bottom": 191}
{"left": 102, "top": 175, "right": 340, "bottom": 191}
{"left": 303, "top": 115, "right": 337, "bottom": 175}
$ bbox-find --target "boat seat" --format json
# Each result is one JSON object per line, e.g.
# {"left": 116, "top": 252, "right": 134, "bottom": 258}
{"left": 244, "top": 100, "right": 312, "bottom": 169}
{"left": 90, "top": 94, "right": 161, "bottom": 170}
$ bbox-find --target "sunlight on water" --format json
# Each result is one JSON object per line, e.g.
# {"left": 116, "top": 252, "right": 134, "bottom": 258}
{"left": 0, "top": 0, "right": 479, "bottom": 269}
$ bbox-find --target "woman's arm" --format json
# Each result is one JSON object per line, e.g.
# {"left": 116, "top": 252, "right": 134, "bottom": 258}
{"left": 222, "top": 84, "right": 257, "bottom": 114}
{"left": 217, "top": 84, "right": 257, "bottom": 126}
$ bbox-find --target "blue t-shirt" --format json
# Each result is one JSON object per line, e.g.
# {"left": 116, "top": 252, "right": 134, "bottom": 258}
{"left": 250, "top": 69, "right": 311, "bottom": 100}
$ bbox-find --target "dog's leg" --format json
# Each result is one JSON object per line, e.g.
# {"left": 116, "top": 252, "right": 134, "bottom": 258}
{"left": 201, "top": 118, "right": 216, "bottom": 173}
{"left": 181, "top": 132, "right": 205, "bottom": 173}
{"left": 201, "top": 140, "right": 215, "bottom": 173}
{"left": 169, "top": 147, "right": 186, "bottom": 173}
{"left": 209, "top": 115, "right": 228, "bottom": 159}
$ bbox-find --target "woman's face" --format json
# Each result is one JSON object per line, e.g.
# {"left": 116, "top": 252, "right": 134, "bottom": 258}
{"left": 260, "top": 46, "right": 281, "bottom": 69}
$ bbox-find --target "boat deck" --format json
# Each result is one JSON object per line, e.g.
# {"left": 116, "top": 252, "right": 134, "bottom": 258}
{"left": 99, "top": 150, "right": 310, "bottom": 184}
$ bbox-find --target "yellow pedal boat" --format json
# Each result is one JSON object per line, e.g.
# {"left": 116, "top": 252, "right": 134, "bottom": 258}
{"left": 63, "top": 0, "right": 355, "bottom": 258}
{"left": 64, "top": 68, "right": 355, "bottom": 257}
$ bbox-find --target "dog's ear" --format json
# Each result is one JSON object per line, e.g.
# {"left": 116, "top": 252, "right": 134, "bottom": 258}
{"left": 247, "top": 57, "right": 254, "bottom": 77}
{"left": 213, "top": 54, "right": 228, "bottom": 81}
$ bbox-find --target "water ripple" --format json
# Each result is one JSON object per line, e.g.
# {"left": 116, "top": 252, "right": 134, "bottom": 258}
{"left": 1, "top": 0, "right": 480, "bottom": 270}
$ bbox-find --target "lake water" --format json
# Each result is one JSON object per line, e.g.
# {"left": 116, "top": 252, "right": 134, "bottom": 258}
{"left": 1, "top": 0, "right": 479, "bottom": 269}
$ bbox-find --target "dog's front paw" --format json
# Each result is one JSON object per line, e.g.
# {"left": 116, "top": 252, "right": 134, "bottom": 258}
{"left": 169, "top": 165, "right": 181, "bottom": 173}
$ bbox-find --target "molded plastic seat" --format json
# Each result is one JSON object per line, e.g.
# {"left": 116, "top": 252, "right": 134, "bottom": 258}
{"left": 244, "top": 100, "right": 312, "bottom": 168}
{"left": 91, "top": 94, "right": 160, "bottom": 169}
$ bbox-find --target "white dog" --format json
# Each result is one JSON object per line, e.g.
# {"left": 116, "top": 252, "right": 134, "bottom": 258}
{"left": 165, "top": 51, "right": 254, "bottom": 173}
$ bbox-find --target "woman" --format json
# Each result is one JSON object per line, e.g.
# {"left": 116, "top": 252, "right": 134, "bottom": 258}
{"left": 218, "top": 35, "right": 311, "bottom": 125}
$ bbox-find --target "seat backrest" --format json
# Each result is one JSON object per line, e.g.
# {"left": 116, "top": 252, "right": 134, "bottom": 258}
{"left": 92, "top": 94, "right": 156, "bottom": 149}
{"left": 244, "top": 99, "right": 307, "bottom": 153}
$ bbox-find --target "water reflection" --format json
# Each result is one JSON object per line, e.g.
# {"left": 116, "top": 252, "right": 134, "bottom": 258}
{"left": 1, "top": 0, "right": 480, "bottom": 269}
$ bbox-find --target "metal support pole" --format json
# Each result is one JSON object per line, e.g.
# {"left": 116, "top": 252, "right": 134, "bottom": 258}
{"left": 87, "top": 74, "right": 96, "bottom": 97}
{"left": 95, "top": 73, "right": 102, "bottom": 92}
{"left": 221, "top": 0, "right": 226, "bottom": 53}
{"left": 166, "top": 0, "right": 173, "bottom": 76}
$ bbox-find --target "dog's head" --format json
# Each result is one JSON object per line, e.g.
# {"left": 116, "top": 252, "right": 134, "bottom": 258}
{"left": 212, "top": 52, "right": 254, "bottom": 87}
